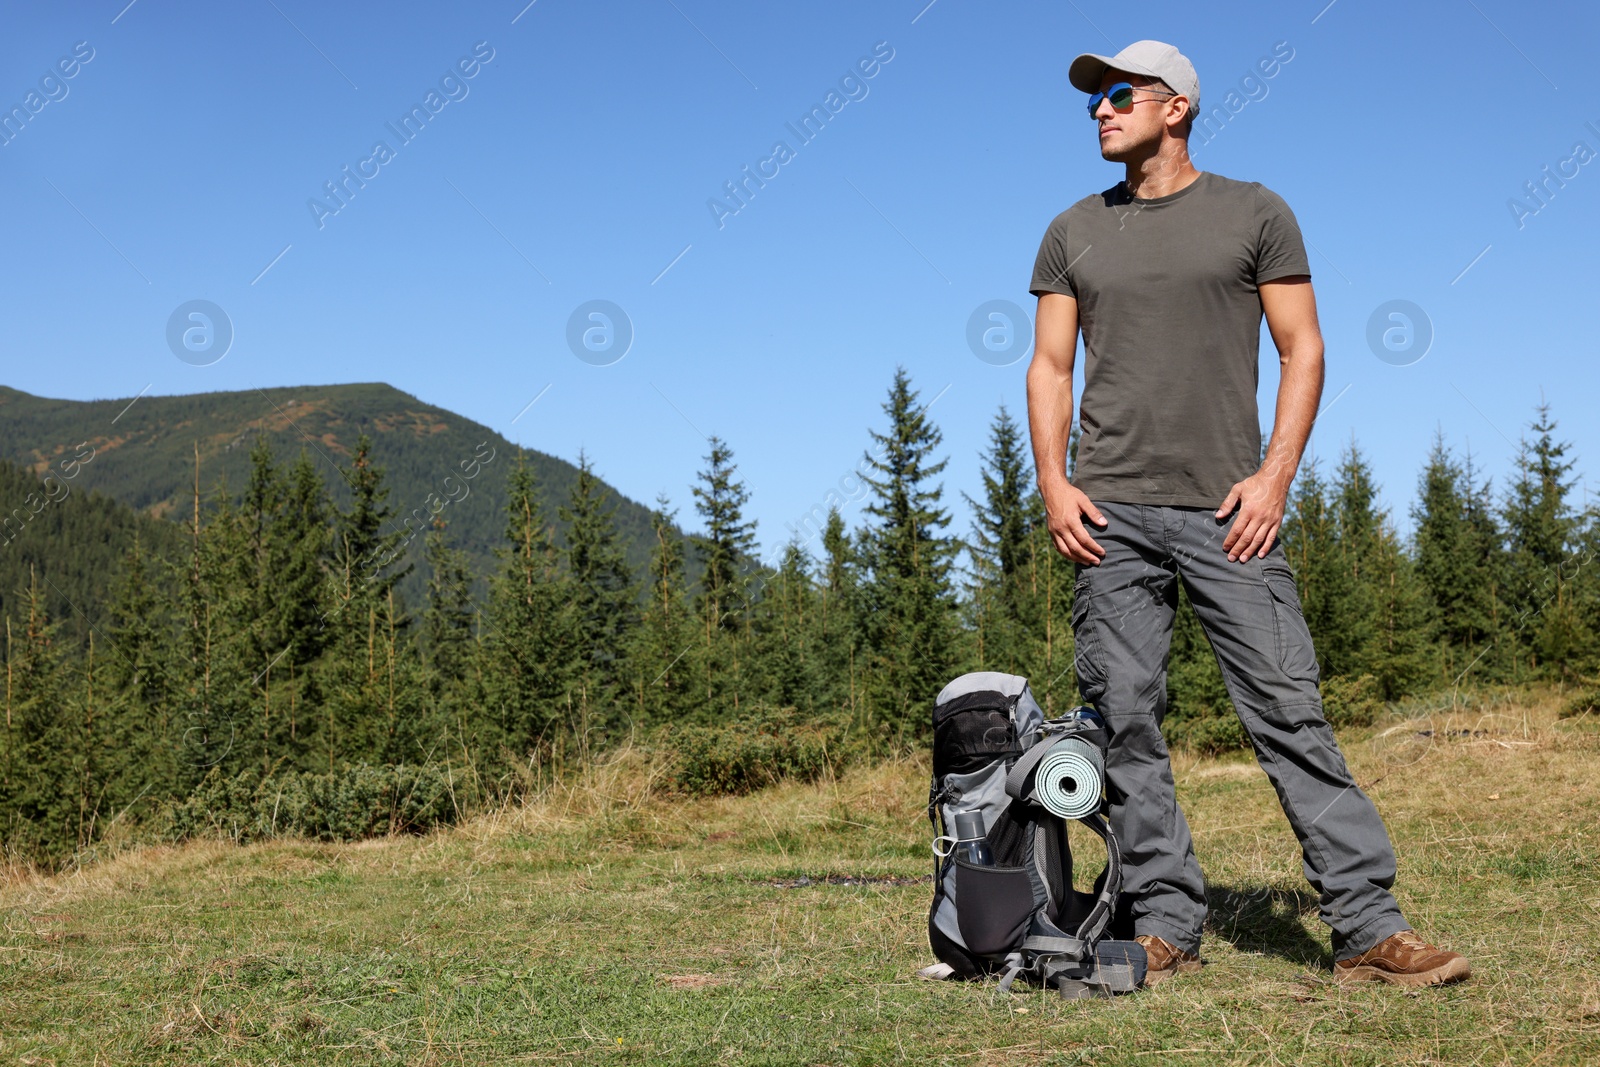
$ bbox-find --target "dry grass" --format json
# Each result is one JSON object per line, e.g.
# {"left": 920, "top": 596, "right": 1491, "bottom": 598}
{"left": 2, "top": 686, "right": 1597, "bottom": 1065}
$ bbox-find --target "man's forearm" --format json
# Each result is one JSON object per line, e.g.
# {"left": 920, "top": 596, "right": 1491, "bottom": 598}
{"left": 1260, "top": 337, "right": 1324, "bottom": 492}
{"left": 1026, "top": 359, "right": 1075, "bottom": 496}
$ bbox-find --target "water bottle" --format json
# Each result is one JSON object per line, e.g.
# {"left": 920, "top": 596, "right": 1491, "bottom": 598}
{"left": 952, "top": 811, "right": 993, "bottom": 866}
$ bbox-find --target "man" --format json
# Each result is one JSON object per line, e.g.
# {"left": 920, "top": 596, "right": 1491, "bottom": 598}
{"left": 1024, "top": 40, "right": 1469, "bottom": 988}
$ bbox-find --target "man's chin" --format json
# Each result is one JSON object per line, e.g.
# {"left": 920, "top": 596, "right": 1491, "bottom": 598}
{"left": 1099, "top": 135, "right": 1153, "bottom": 164}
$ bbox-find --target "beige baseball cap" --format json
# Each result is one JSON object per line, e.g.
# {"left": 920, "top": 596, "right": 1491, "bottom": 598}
{"left": 1068, "top": 40, "right": 1200, "bottom": 116}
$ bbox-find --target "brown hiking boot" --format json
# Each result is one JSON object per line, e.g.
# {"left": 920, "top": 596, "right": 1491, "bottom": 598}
{"left": 1135, "top": 934, "right": 1202, "bottom": 987}
{"left": 1334, "top": 930, "right": 1470, "bottom": 988}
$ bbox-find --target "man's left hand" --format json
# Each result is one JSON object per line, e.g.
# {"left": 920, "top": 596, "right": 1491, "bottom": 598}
{"left": 1215, "top": 470, "right": 1290, "bottom": 562}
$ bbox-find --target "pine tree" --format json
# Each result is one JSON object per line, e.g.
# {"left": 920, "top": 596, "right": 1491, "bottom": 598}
{"left": 1505, "top": 403, "right": 1577, "bottom": 575}
{"left": 1, "top": 572, "right": 77, "bottom": 862}
{"left": 318, "top": 434, "right": 423, "bottom": 771}
{"left": 277, "top": 450, "right": 334, "bottom": 668}
{"left": 1461, "top": 450, "right": 1511, "bottom": 669}
{"left": 690, "top": 436, "right": 758, "bottom": 633}
{"left": 1414, "top": 434, "right": 1470, "bottom": 648}
{"left": 102, "top": 533, "right": 181, "bottom": 811}
{"left": 67, "top": 633, "right": 120, "bottom": 857}
{"left": 368, "top": 590, "right": 436, "bottom": 763}
{"left": 422, "top": 517, "right": 475, "bottom": 694}
{"left": 963, "top": 404, "right": 1033, "bottom": 673}
{"left": 169, "top": 462, "right": 253, "bottom": 790}
{"left": 817, "top": 507, "right": 863, "bottom": 725}
{"left": 1282, "top": 455, "right": 1345, "bottom": 679}
{"left": 1330, "top": 442, "right": 1383, "bottom": 667}
{"left": 559, "top": 451, "right": 639, "bottom": 726}
{"left": 223, "top": 438, "right": 327, "bottom": 776}
{"left": 628, "top": 495, "right": 698, "bottom": 728}
{"left": 857, "top": 367, "right": 960, "bottom": 742}
{"left": 1564, "top": 499, "right": 1600, "bottom": 680}
{"left": 1362, "top": 525, "right": 1436, "bottom": 699}
{"left": 1281, "top": 443, "right": 1434, "bottom": 699}
{"left": 1284, "top": 446, "right": 1378, "bottom": 681}
{"left": 331, "top": 432, "right": 413, "bottom": 615}
{"left": 317, "top": 587, "right": 434, "bottom": 769}
{"left": 1412, "top": 433, "right": 1505, "bottom": 675}
{"left": 689, "top": 437, "right": 758, "bottom": 715}
{"left": 473, "top": 452, "right": 581, "bottom": 784}
{"left": 750, "top": 540, "right": 821, "bottom": 713}
{"left": 1502, "top": 401, "right": 1589, "bottom": 675}
{"left": 239, "top": 436, "right": 287, "bottom": 664}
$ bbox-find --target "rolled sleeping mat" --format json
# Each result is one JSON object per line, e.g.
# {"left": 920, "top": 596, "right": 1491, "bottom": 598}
{"left": 1034, "top": 736, "right": 1104, "bottom": 819}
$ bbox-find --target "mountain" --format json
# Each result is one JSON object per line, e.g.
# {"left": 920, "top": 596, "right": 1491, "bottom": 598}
{"left": 0, "top": 383, "right": 693, "bottom": 613}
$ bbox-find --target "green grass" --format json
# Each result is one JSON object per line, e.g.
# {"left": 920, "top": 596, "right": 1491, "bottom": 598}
{"left": 4, "top": 688, "right": 1599, "bottom": 1065}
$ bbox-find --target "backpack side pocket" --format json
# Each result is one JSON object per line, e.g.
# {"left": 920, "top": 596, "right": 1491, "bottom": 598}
{"left": 954, "top": 858, "right": 1034, "bottom": 956}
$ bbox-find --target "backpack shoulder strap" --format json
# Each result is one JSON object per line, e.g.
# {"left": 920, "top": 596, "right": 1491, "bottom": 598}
{"left": 1065, "top": 811, "right": 1121, "bottom": 946}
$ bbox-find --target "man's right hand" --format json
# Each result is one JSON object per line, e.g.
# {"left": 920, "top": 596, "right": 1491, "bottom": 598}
{"left": 1042, "top": 482, "right": 1108, "bottom": 564}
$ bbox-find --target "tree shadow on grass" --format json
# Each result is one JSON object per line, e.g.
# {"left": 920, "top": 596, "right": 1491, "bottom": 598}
{"left": 1203, "top": 883, "right": 1332, "bottom": 968}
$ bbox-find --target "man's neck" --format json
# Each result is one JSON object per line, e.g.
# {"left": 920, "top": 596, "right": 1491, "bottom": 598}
{"left": 1122, "top": 142, "right": 1201, "bottom": 200}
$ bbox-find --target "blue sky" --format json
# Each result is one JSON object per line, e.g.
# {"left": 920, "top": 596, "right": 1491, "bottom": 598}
{"left": 4, "top": 1, "right": 1597, "bottom": 568}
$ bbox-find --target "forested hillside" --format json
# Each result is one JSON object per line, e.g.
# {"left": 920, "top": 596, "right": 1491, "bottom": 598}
{"left": 2, "top": 369, "right": 1595, "bottom": 870}
{"left": 0, "top": 460, "right": 186, "bottom": 646}
{"left": 0, "top": 383, "right": 692, "bottom": 608}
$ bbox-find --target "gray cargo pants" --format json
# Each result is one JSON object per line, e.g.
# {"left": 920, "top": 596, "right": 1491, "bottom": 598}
{"left": 1071, "top": 500, "right": 1410, "bottom": 960}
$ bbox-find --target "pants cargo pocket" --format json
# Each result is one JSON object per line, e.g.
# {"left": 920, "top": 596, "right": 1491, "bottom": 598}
{"left": 1071, "top": 579, "right": 1108, "bottom": 702}
{"left": 954, "top": 858, "right": 1034, "bottom": 956}
{"left": 1263, "top": 568, "right": 1321, "bottom": 684}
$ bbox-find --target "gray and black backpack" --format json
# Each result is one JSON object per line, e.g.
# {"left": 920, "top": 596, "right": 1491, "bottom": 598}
{"left": 925, "top": 671, "right": 1148, "bottom": 998}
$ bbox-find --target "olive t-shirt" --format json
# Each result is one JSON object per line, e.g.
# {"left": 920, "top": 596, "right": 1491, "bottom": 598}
{"left": 1028, "top": 170, "right": 1311, "bottom": 508}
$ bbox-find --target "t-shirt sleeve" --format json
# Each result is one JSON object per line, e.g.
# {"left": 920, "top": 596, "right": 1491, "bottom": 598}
{"left": 1251, "top": 184, "right": 1311, "bottom": 283}
{"left": 1029, "top": 210, "right": 1076, "bottom": 298}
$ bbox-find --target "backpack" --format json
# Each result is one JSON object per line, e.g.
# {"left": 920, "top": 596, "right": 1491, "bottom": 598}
{"left": 925, "top": 671, "right": 1148, "bottom": 998}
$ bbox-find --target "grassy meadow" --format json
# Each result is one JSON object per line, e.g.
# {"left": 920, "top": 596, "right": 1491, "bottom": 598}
{"left": 4, "top": 686, "right": 1598, "bottom": 1065}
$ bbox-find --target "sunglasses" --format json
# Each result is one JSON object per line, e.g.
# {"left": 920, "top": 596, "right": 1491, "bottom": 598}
{"left": 1086, "top": 81, "right": 1177, "bottom": 119}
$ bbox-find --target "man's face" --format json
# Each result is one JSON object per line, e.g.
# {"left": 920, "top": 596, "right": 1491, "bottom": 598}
{"left": 1092, "top": 69, "right": 1179, "bottom": 162}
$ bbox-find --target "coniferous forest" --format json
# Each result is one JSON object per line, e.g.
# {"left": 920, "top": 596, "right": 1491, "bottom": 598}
{"left": 2, "top": 368, "right": 1596, "bottom": 868}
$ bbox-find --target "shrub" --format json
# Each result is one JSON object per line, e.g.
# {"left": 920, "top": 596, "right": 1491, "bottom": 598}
{"left": 666, "top": 707, "right": 847, "bottom": 796}
{"left": 1560, "top": 681, "right": 1600, "bottom": 718}
{"left": 1322, "top": 673, "right": 1384, "bottom": 728}
{"left": 1166, "top": 712, "right": 1247, "bottom": 756}
{"left": 160, "top": 761, "right": 462, "bottom": 844}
